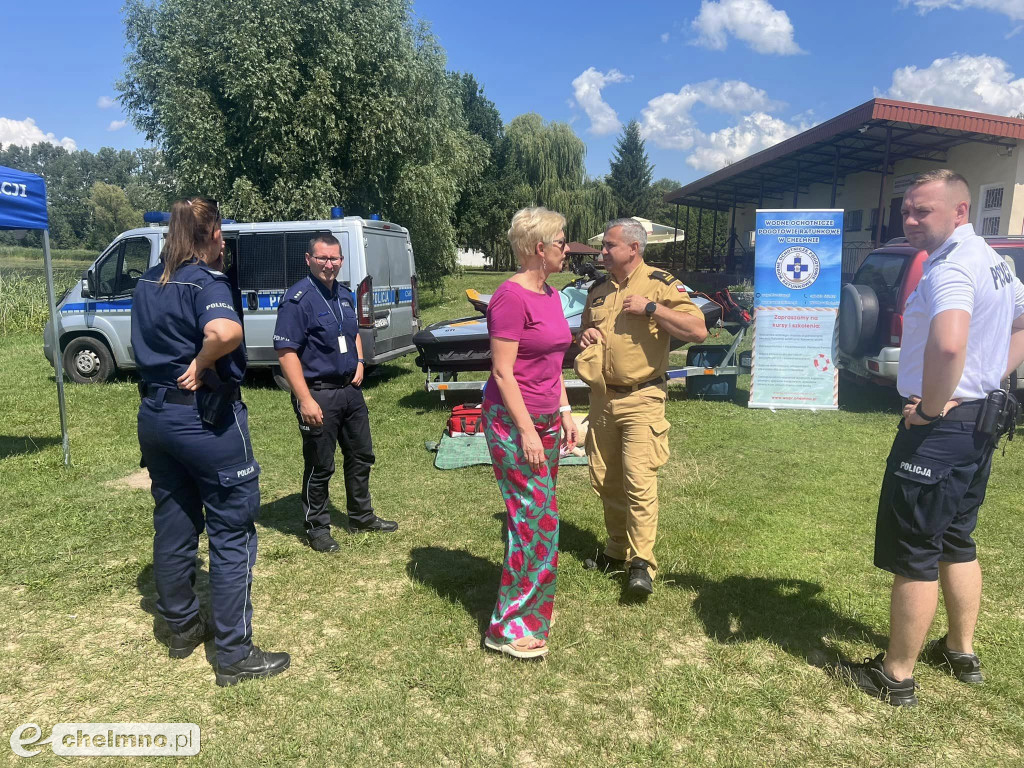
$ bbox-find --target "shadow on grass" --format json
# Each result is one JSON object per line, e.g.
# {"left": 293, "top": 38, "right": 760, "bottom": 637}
{"left": 407, "top": 546, "right": 499, "bottom": 634}
{"left": 257, "top": 492, "right": 360, "bottom": 544}
{"left": 136, "top": 562, "right": 216, "bottom": 665}
{"left": 662, "top": 572, "right": 887, "bottom": 664}
{"left": 838, "top": 374, "right": 903, "bottom": 414}
{"left": 0, "top": 434, "right": 60, "bottom": 458}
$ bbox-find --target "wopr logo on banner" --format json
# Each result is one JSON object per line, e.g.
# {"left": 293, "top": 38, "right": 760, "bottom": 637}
{"left": 750, "top": 210, "right": 843, "bottom": 411}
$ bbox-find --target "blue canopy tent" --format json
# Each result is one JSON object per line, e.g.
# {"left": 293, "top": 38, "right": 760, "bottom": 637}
{"left": 1, "top": 165, "right": 70, "bottom": 465}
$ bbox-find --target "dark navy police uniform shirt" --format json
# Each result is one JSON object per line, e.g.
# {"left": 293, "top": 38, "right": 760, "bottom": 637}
{"left": 273, "top": 276, "right": 359, "bottom": 381}
{"left": 131, "top": 261, "right": 246, "bottom": 387}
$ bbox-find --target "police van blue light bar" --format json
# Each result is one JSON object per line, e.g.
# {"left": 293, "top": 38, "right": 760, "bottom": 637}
{"left": 144, "top": 211, "right": 237, "bottom": 225}
{"left": 331, "top": 206, "right": 344, "bottom": 219}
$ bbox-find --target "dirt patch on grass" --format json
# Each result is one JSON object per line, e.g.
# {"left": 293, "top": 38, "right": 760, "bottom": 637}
{"left": 105, "top": 469, "right": 150, "bottom": 491}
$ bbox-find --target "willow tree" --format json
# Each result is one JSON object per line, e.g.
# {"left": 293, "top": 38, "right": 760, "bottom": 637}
{"left": 488, "top": 114, "right": 616, "bottom": 269}
{"left": 119, "top": 0, "right": 486, "bottom": 284}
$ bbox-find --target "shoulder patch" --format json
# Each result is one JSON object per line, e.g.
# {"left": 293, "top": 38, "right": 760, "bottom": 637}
{"left": 587, "top": 275, "right": 608, "bottom": 293}
{"left": 648, "top": 270, "right": 675, "bottom": 285}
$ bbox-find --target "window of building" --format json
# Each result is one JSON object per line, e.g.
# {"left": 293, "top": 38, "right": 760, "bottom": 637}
{"left": 846, "top": 209, "right": 863, "bottom": 232}
{"left": 978, "top": 184, "right": 1004, "bottom": 237}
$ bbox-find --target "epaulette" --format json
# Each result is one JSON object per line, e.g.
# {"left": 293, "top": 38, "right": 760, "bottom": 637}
{"left": 648, "top": 269, "right": 676, "bottom": 285}
{"left": 286, "top": 289, "right": 305, "bottom": 303}
{"left": 588, "top": 275, "right": 608, "bottom": 293}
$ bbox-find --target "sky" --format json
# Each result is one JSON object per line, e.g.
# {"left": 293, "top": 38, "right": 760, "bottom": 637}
{"left": 3, "top": 0, "right": 1024, "bottom": 187}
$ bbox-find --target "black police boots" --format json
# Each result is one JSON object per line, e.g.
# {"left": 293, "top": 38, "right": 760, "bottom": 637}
{"left": 627, "top": 559, "right": 654, "bottom": 596}
{"left": 215, "top": 646, "right": 291, "bottom": 687}
{"left": 924, "top": 635, "right": 984, "bottom": 683}
{"left": 348, "top": 515, "right": 398, "bottom": 533}
{"left": 159, "top": 615, "right": 213, "bottom": 659}
{"left": 827, "top": 653, "right": 918, "bottom": 707}
{"left": 308, "top": 531, "right": 340, "bottom": 553}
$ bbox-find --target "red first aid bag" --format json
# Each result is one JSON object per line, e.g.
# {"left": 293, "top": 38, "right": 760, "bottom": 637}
{"left": 447, "top": 404, "right": 483, "bottom": 436}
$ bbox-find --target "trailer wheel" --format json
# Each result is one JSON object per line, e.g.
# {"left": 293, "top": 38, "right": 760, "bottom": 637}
{"left": 63, "top": 337, "right": 115, "bottom": 384}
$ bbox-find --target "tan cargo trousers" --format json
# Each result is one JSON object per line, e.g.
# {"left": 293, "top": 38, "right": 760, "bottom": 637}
{"left": 585, "top": 387, "right": 671, "bottom": 577}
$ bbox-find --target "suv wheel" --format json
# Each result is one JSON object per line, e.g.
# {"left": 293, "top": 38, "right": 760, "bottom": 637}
{"left": 62, "top": 337, "right": 115, "bottom": 384}
{"left": 839, "top": 283, "right": 880, "bottom": 356}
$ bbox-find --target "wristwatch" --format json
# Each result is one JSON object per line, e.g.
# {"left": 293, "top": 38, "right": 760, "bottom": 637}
{"left": 644, "top": 301, "right": 657, "bottom": 317}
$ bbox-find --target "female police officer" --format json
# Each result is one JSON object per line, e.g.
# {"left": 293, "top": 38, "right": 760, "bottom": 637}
{"left": 132, "top": 197, "right": 289, "bottom": 686}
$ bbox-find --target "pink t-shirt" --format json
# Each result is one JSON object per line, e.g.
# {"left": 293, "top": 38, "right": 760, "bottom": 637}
{"left": 483, "top": 280, "right": 571, "bottom": 413}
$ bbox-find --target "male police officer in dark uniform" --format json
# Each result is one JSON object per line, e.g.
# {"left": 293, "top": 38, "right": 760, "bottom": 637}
{"left": 830, "top": 170, "right": 1024, "bottom": 706}
{"left": 274, "top": 233, "right": 398, "bottom": 553}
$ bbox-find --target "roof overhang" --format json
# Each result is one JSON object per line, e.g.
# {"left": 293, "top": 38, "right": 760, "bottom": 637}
{"left": 664, "top": 98, "right": 1024, "bottom": 211}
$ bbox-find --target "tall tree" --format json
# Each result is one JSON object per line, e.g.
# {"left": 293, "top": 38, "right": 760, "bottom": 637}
{"left": 607, "top": 120, "right": 654, "bottom": 218}
{"left": 119, "top": 0, "right": 486, "bottom": 285}
{"left": 88, "top": 182, "right": 143, "bottom": 249}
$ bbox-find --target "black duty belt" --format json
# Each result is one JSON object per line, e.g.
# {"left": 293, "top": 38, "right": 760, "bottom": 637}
{"left": 308, "top": 377, "right": 353, "bottom": 390}
{"left": 607, "top": 376, "right": 666, "bottom": 394}
{"left": 142, "top": 384, "right": 241, "bottom": 405}
{"left": 905, "top": 398, "right": 983, "bottom": 422}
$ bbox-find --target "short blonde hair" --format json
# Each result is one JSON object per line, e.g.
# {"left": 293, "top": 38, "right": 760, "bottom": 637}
{"left": 507, "top": 207, "right": 566, "bottom": 263}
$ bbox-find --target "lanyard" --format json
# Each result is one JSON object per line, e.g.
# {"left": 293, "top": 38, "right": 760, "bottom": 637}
{"left": 308, "top": 276, "right": 344, "bottom": 323}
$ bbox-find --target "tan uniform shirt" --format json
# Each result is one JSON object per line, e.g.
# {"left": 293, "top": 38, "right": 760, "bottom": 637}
{"left": 581, "top": 261, "right": 704, "bottom": 386}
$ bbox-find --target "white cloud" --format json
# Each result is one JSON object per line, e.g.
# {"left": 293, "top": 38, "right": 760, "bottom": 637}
{"left": 0, "top": 117, "right": 77, "bottom": 151}
{"left": 571, "top": 67, "right": 632, "bottom": 135}
{"left": 107, "top": 120, "right": 127, "bottom": 131}
{"left": 640, "top": 79, "right": 781, "bottom": 150}
{"left": 691, "top": 0, "right": 804, "bottom": 55}
{"left": 881, "top": 54, "right": 1024, "bottom": 115}
{"left": 639, "top": 79, "right": 808, "bottom": 172}
{"left": 687, "top": 111, "right": 810, "bottom": 171}
{"left": 661, "top": 32, "right": 670, "bottom": 43}
{"left": 901, "top": 0, "right": 1024, "bottom": 21}
{"left": 97, "top": 96, "right": 116, "bottom": 109}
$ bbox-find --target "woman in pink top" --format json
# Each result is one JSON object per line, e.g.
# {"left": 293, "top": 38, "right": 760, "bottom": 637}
{"left": 481, "top": 206, "right": 578, "bottom": 660}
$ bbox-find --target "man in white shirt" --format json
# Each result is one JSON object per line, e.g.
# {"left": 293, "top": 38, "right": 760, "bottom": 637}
{"left": 831, "top": 170, "right": 1024, "bottom": 706}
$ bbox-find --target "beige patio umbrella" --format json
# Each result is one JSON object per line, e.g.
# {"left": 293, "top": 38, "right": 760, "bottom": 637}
{"left": 587, "top": 216, "right": 684, "bottom": 247}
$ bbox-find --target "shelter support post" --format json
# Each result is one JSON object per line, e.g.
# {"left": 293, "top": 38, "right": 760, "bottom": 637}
{"left": 727, "top": 196, "right": 737, "bottom": 273}
{"left": 830, "top": 145, "right": 840, "bottom": 208}
{"left": 696, "top": 207, "right": 704, "bottom": 270}
{"left": 683, "top": 208, "right": 690, "bottom": 268}
{"left": 43, "top": 230, "right": 70, "bottom": 466}
{"left": 792, "top": 160, "right": 801, "bottom": 208}
{"left": 874, "top": 126, "right": 892, "bottom": 247}
{"left": 672, "top": 203, "right": 680, "bottom": 271}
{"left": 711, "top": 198, "right": 719, "bottom": 271}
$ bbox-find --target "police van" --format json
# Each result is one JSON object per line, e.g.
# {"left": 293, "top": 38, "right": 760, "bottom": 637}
{"left": 43, "top": 212, "right": 420, "bottom": 383}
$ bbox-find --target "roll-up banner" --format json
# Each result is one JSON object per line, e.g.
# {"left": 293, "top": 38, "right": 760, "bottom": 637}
{"left": 749, "top": 210, "right": 843, "bottom": 410}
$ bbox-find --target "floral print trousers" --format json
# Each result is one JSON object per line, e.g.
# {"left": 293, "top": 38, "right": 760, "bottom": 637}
{"left": 482, "top": 402, "right": 561, "bottom": 644}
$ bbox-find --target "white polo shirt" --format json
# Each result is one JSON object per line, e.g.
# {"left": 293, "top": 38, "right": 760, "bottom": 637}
{"left": 897, "top": 223, "right": 1024, "bottom": 401}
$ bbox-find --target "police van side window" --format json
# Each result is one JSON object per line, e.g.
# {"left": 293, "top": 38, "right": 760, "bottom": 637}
{"left": 94, "top": 238, "right": 151, "bottom": 297}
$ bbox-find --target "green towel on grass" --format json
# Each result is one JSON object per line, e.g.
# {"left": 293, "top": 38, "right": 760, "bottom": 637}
{"left": 425, "top": 432, "right": 588, "bottom": 470}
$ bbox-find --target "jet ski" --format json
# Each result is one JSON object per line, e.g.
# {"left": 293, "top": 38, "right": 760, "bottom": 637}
{"left": 413, "top": 273, "right": 724, "bottom": 374}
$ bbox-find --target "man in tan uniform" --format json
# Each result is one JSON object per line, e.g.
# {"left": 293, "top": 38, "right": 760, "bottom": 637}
{"left": 579, "top": 218, "right": 708, "bottom": 595}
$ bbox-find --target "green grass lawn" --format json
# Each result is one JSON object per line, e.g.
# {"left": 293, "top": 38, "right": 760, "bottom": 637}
{"left": 1, "top": 269, "right": 1023, "bottom": 766}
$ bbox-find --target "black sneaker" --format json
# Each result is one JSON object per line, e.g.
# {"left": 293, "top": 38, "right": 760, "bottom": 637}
{"left": 215, "top": 646, "right": 290, "bottom": 687}
{"left": 827, "top": 653, "right": 918, "bottom": 707}
{"left": 583, "top": 552, "right": 626, "bottom": 573}
{"left": 627, "top": 559, "right": 654, "bottom": 596}
{"left": 308, "top": 531, "right": 340, "bottom": 552}
{"left": 159, "top": 615, "right": 213, "bottom": 659}
{"left": 348, "top": 515, "right": 398, "bottom": 533}
{"left": 924, "top": 635, "right": 983, "bottom": 684}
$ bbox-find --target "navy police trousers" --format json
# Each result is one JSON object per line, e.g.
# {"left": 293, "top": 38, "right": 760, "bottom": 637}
{"left": 138, "top": 390, "right": 260, "bottom": 666}
{"left": 293, "top": 384, "right": 375, "bottom": 535}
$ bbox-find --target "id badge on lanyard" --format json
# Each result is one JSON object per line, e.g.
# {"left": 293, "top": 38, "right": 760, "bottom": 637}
{"left": 309, "top": 276, "right": 349, "bottom": 356}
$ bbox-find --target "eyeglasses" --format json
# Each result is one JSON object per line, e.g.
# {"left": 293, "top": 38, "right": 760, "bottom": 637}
{"left": 548, "top": 238, "right": 567, "bottom": 250}
{"left": 311, "top": 255, "right": 342, "bottom": 264}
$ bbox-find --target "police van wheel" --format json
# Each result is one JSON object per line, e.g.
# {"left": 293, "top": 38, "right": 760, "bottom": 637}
{"left": 62, "top": 337, "right": 115, "bottom": 384}
{"left": 272, "top": 366, "right": 292, "bottom": 393}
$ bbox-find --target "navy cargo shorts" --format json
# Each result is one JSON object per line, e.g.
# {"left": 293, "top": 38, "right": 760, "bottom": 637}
{"left": 874, "top": 403, "right": 996, "bottom": 581}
